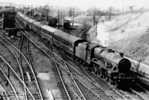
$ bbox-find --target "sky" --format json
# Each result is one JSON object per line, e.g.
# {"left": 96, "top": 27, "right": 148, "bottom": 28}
{"left": 0, "top": 0, "right": 149, "bottom": 11}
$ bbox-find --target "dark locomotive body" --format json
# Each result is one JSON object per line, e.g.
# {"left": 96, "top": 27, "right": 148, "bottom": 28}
{"left": 2, "top": 9, "right": 17, "bottom": 37}
{"left": 3, "top": 10, "right": 16, "bottom": 29}
{"left": 47, "top": 16, "right": 58, "bottom": 27}
{"left": 16, "top": 12, "right": 136, "bottom": 86}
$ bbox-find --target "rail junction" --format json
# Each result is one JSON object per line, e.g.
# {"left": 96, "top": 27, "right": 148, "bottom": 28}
{"left": 0, "top": 7, "right": 148, "bottom": 100}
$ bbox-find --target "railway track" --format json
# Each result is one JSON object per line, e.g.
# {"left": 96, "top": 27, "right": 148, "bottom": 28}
{"left": 4, "top": 20, "right": 147, "bottom": 100}
{"left": 0, "top": 30, "right": 71, "bottom": 100}
{"left": 0, "top": 36, "right": 35, "bottom": 100}
{"left": 54, "top": 62, "right": 72, "bottom": 100}
{"left": 19, "top": 35, "right": 30, "bottom": 100}
{"left": 0, "top": 38, "right": 24, "bottom": 79}
{"left": 58, "top": 51, "right": 132, "bottom": 100}
{"left": 0, "top": 33, "right": 41, "bottom": 100}
{"left": 128, "top": 83, "right": 149, "bottom": 100}
{"left": 20, "top": 30, "right": 108, "bottom": 100}
{"left": 53, "top": 52, "right": 113, "bottom": 100}
{"left": 0, "top": 64, "right": 19, "bottom": 100}
{"left": 59, "top": 47, "right": 147, "bottom": 100}
{"left": 3, "top": 34, "right": 43, "bottom": 100}
{"left": 19, "top": 30, "right": 114, "bottom": 100}
{"left": 54, "top": 56, "right": 87, "bottom": 100}
{"left": 0, "top": 85, "right": 10, "bottom": 100}
{"left": 22, "top": 31, "right": 86, "bottom": 100}
{"left": 16, "top": 19, "right": 86, "bottom": 100}
{"left": 0, "top": 38, "right": 27, "bottom": 100}
{"left": 18, "top": 34, "right": 43, "bottom": 100}
{"left": 21, "top": 29, "right": 149, "bottom": 100}
{"left": 0, "top": 54, "right": 35, "bottom": 100}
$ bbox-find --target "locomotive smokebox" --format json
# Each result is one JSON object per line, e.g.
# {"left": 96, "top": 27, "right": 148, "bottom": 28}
{"left": 118, "top": 58, "right": 131, "bottom": 73}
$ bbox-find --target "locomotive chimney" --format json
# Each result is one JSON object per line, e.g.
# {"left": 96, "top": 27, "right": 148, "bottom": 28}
{"left": 120, "top": 52, "right": 124, "bottom": 58}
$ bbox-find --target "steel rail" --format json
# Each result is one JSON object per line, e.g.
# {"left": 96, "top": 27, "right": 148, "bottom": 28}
{"left": 21, "top": 35, "right": 44, "bottom": 100}
{"left": 15, "top": 21, "right": 70, "bottom": 100}
{"left": 0, "top": 86, "right": 10, "bottom": 100}
{"left": 0, "top": 34, "right": 43, "bottom": 100}
{"left": 0, "top": 39, "right": 24, "bottom": 80}
{"left": 22, "top": 29, "right": 72, "bottom": 100}
{"left": 22, "top": 31, "right": 116, "bottom": 100}
{"left": 15, "top": 20, "right": 113, "bottom": 100}
{"left": 0, "top": 65, "right": 19, "bottom": 100}
{"left": 54, "top": 63, "right": 72, "bottom": 100}
{"left": 22, "top": 31, "right": 73, "bottom": 100}
{"left": 22, "top": 31, "right": 107, "bottom": 100}
{"left": 63, "top": 49, "right": 133, "bottom": 100}
{"left": 18, "top": 34, "right": 27, "bottom": 100}
{"left": 53, "top": 52, "right": 87, "bottom": 100}
{"left": 0, "top": 39, "right": 27, "bottom": 100}
{"left": 0, "top": 54, "right": 35, "bottom": 100}
{"left": 53, "top": 51, "right": 109, "bottom": 100}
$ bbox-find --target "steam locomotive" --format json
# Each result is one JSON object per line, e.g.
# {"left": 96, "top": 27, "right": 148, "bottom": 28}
{"left": 16, "top": 12, "right": 138, "bottom": 86}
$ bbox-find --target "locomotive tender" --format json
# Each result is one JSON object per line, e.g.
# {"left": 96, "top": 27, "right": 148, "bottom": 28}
{"left": 16, "top": 12, "right": 139, "bottom": 85}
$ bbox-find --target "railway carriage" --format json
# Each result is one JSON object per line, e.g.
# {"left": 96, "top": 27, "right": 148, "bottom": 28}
{"left": 39, "top": 25, "right": 55, "bottom": 46}
{"left": 30, "top": 21, "right": 41, "bottom": 31}
{"left": 16, "top": 13, "right": 25, "bottom": 28}
{"left": 53, "top": 29, "right": 81, "bottom": 55}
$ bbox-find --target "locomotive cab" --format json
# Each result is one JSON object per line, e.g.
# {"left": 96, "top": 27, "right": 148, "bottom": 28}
{"left": 73, "top": 40, "right": 88, "bottom": 62}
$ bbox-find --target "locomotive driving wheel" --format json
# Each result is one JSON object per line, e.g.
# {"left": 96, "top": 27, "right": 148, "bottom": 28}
{"left": 105, "top": 71, "right": 109, "bottom": 81}
{"left": 101, "top": 68, "right": 106, "bottom": 79}
{"left": 110, "top": 73, "right": 118, "bottom": 86}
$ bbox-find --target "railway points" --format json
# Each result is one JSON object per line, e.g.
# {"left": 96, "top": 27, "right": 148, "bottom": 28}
{"left": 0, "top": 6, "right": 149, "bottom": 100}
{"left": 20, "top": 29, "right": 148, "bottom": 100}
